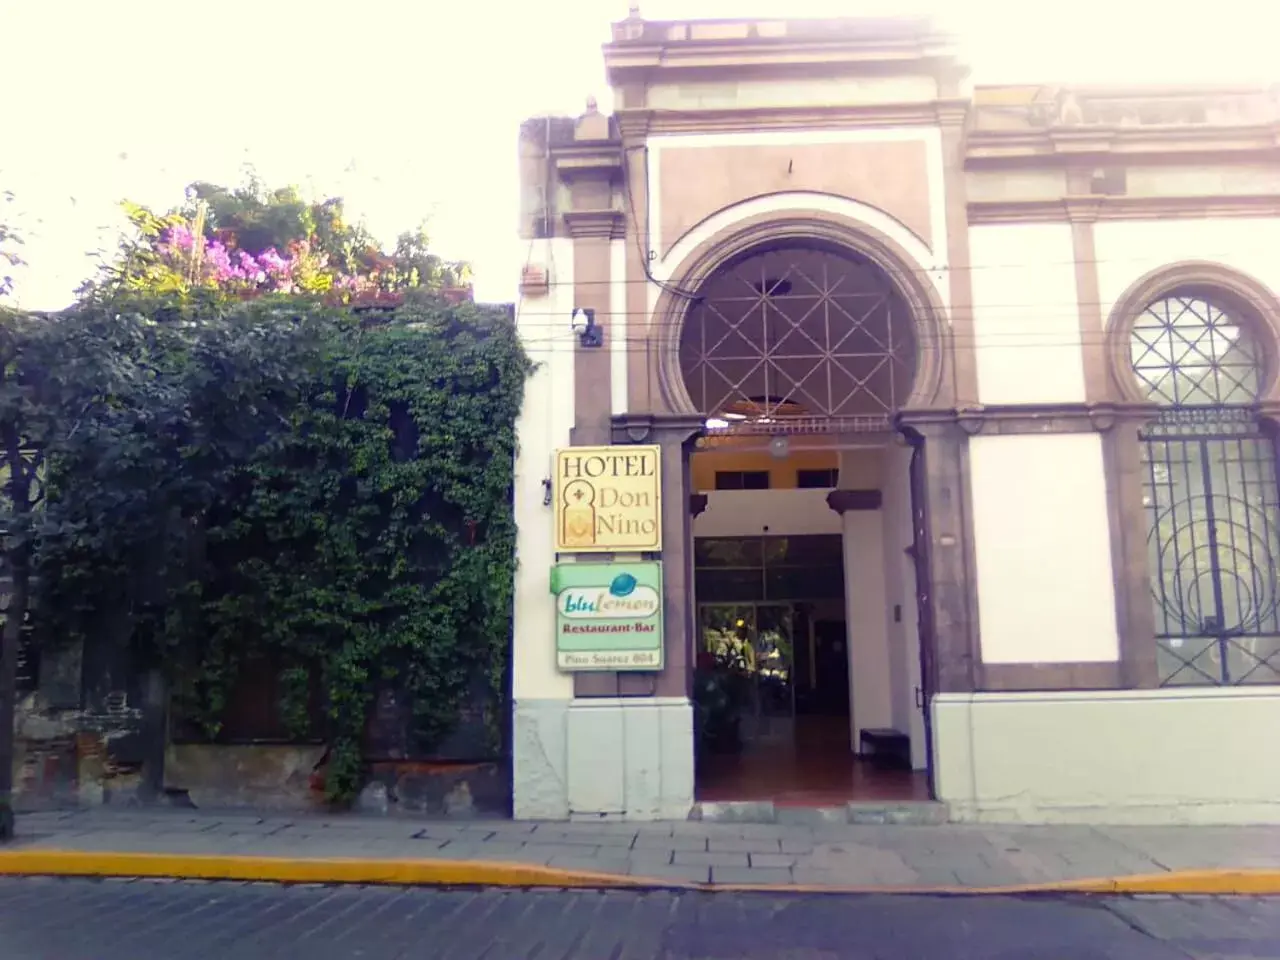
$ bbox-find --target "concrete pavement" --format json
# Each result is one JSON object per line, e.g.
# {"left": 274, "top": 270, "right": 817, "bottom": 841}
{"left": 7, "top": 808, "right": 1280, "bottom": 892}
{"left": 0, "top": 878, "right": 1277, "bottom": 959}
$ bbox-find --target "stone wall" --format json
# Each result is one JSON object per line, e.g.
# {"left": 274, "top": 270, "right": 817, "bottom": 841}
{"left": 13, "top": 636, "right": 148, "bottom": 810}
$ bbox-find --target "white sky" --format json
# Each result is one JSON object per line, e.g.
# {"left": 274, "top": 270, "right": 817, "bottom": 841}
{"left": 3, "top": 0, "right": 1279, "bottom": 309}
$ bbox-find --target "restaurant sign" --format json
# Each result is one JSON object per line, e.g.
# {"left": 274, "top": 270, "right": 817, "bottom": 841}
{"left": 554, "top": 444, "right": 661, "bottom": 553}
{"left": 551, "top": 562, "right": 664, "bottom": 672}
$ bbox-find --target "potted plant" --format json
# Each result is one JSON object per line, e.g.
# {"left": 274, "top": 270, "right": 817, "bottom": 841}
{"left": 693, "top": 649, "right": 751, "bottom": 755}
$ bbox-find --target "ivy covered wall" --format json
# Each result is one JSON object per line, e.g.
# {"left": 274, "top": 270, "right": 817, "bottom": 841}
{"left": 4, "top": 291, "right": 530, "bottom": 808}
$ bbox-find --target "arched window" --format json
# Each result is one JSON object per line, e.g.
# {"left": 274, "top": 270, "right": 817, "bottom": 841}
{"left": 678, "top": 241, "right": 917, "bottom": 436}
{"left": 1135, "top": 291, "right": 1280, "bottom": 685}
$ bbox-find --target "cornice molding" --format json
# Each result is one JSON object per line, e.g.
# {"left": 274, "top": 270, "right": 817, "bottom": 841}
{"left": 968, "top": 193, "right": 1280, "bottom": 225}
{"left": 610, "top": 412, "right": 706, "bottom": 446}
{"left": 615, "top": 100, "right": 970, "bottom": 135}
{"left": 562, "top": 209, "right": 627, "bottom": 240}
{"left": 614, "top": 113, "right": 652, "bottom": 142}
{"left": 605, "top": 40, "right": 960, "bottom": 86}
{"left": 895, "top": 402, "right": 1159, "bottom": 437}
{"left": 554, "top": 148, "right": 623, "bottom": 184}
{"left": 966, "top": 122, "right": 1280, "bottom": 167}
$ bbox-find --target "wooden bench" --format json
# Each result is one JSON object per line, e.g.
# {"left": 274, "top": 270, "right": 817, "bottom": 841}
{"left": 859, "top": 727, "right": 911, "bottom": 770}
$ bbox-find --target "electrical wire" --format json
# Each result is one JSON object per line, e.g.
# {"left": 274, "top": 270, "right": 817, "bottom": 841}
{"left": 619, "top": 143, "right": 701, "bottom": 303}
{"left": 503, "top": 246, "right": 1280, "bottom": 287}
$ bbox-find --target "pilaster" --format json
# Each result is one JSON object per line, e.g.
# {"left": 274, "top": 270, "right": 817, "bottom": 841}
{"left": 613, "top": 414, "right": 705, "bottom": 700}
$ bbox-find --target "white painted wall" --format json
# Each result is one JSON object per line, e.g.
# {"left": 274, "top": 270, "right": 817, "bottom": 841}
{"left": 512, "top": 237, "right": 577, "bottom": 702}
{"left": 878, "top": 443, "right": 927, "bottom": 768}
{"left": 693, "top": 488, "right": 842, "bottom": 538}
{"left": 1094, "top": 218, "right": 1280, "bottom": 321}
{"left": 969, "top": 223, "right": 1086, "bottom": 405}
{"left": 968, "top": 432, "right": 1120, "bottom": 664}
{"left": 840, "top": 509, "right": 893, "bottom": 747}
{"left": 935, "top": 689, "right": 1280, "bottom": 824}
{"left": 566, "top": 698, "right": 694, "bottom": 820}
{"left": 609, "top": 237, "right": 628, "bottom": 417}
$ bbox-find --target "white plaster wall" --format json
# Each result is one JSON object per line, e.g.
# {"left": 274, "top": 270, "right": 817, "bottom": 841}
{"left": 969, "top": 223, "right": 1086, "bottom": 405}
{"left": 565, "top": 698, "right": 694, "bottom": 821}
{"left": 879, "top": 448, "right": 909, "bottom": 737}
{"left": 512, "top": 236, "right": 577, "bottom": 702}
{"left": 840, "top": 509, "right": 893, "bottom": 747}
{"left": 693, "top": 489, "right": 842, "bottom": 538}
{"left": 968, "top": 433, "right": 1120, "bottom": 664}
{"left": 965, "top": 168, "right": 1070, "bottom": 203}
{"left": 1122, "top": 164, "right": 1280, "bottom": 196}
{"left": 609, "top": 237, "right": 628, "bottom": 417}
{"left": 1094, "top": 218, "right": 1280, "bottom": 322}
{"left": 935, "top": 689, "right": 1280, "bottom": 824}
{"left": 879, "top": 443, "right": 927, "bottom": 768}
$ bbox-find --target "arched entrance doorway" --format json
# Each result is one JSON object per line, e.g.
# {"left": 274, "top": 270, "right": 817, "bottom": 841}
{"left": 677, "top": 238, "right": 932, "bottom": 806}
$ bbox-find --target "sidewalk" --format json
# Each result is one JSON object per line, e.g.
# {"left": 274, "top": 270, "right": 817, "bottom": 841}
{"left": 6, "top": 808, "right": 1280, "bottom": 893}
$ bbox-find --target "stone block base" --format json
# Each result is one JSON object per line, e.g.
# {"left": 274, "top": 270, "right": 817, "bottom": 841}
{"left": 363, "top": 761, "right": 509, "bottom": 817}
{"left": 165, "top": 744, "right": 328, "bottom": 811}
{"left": 513, "top": 696, "right": 694, "bottom": 820}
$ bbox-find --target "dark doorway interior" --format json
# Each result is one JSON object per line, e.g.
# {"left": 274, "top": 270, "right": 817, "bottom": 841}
{"left": 797, "top": 618, "right": 851, "bottom": 718}
{"left": 692, "top": 536, "right": 927, "bottom": 805}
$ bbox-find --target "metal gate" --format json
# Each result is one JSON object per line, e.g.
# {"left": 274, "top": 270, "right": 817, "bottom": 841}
{"left": 1141, "top": 406, "right": 1280, "bottom": 685}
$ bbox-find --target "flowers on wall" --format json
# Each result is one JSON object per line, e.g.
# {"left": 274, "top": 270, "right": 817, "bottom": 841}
{"left": 89, "top": 178, "right": 471, "bottom": 305}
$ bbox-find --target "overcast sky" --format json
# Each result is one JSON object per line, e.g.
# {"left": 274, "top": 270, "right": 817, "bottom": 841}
{"left": 4, "top": 0, "right": 1279, "bottom": 309}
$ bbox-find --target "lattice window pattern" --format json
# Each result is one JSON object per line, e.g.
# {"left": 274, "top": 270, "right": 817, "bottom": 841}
{"left": 1133, "top": 293, "right": 1280, "bottom": 686}
{"left": 1130, "top": 295, "right": 1263, "bottom": 406}
{"left": 679, "top": 245, "right": 916, "bottom": 433}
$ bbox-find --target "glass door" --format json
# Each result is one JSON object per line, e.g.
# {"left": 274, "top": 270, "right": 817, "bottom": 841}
{"left": 697, "top": 603, "right": 796, "bottom": 751}
{"left": 750, "top": 603, "right": 795, "bottom": 745}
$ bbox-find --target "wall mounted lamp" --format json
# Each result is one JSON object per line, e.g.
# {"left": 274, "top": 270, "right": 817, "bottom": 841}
{"left": 571, "top": 307, "right": 604, "bottom": 348}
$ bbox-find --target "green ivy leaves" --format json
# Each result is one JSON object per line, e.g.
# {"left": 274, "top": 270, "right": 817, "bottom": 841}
{"left": 15, "top": 293, "right": 529, "bottom": 804}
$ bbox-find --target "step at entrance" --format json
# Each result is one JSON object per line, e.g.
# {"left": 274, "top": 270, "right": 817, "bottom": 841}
{"left": 691, "top": 800, "right": 949, "bottom": 825}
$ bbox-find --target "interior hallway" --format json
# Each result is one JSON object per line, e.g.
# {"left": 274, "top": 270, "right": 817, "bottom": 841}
{"left": 695, "top": 715, "right": 929, "bottom": 805}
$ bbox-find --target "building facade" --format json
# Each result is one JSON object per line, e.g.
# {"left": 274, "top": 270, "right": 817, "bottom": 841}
{"left": 511, "top": 12, "right": 1280, "bottom": 824}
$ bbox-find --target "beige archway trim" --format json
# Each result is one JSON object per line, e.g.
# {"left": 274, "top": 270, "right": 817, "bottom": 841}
{"left": 1104, "top": 260, "right": 1280, "bottom": 404}
{"left": 650, "top": 208, "right": 951, "bottom": 416}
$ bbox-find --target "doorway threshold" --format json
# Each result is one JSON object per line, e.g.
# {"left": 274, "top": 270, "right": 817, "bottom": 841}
{"left": 691, "top": 800, "right": 950, "bottom": 826}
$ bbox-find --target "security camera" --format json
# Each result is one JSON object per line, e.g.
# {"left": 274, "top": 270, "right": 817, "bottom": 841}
{"left": 570, "top": 308, "right": 604, "bottom": 348}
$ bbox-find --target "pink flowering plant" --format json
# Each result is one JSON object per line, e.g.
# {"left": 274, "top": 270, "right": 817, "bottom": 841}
{"left": 152, "top": 224, "right": 297, "bottom": 293}
{"left": 86, "top": 178, "right": 471, "bottom": 305}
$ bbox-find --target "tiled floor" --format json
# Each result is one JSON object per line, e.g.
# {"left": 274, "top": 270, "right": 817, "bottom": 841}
{"left": 695, "top": 714, "right": 930, "bottom": 805}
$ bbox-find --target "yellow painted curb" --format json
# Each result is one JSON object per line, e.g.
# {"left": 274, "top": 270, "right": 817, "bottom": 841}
{"left": 0, "top": 851, "right": 1277, "bottom": 896}
{"left": 709, "top": 869, "right": 1280, "bottom": 897}
{"left": 0, "top": 851, "right": 669, "bottom": 890}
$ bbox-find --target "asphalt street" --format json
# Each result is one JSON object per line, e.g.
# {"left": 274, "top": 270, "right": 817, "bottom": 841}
{"left": 0, "top": 878, "right": 1276, "bottom": 959}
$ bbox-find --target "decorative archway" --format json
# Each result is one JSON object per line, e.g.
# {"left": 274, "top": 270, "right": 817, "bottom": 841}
{"left": 1107, "top": 265, "right": 1280, "bottom": 687}
{"left": 651, "top": 210, "right": 949, "bottom": 419}
{"left": 677, "top": 239, "right": 918, "bottom": 435}
{"left": 1105, "top": 260, "right": 1280, "bottom": 405}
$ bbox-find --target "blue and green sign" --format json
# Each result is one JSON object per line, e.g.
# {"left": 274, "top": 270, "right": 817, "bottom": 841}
{"left": 550, "top": 562, "right": 664, "bottom": 671}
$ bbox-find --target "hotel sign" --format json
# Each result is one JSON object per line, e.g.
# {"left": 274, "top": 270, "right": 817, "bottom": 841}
{"left": 551, "top": 562, "right": 664, "bottom": 671}
{"left": 554, "top": 445, "right": 662, "bottom": 553}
